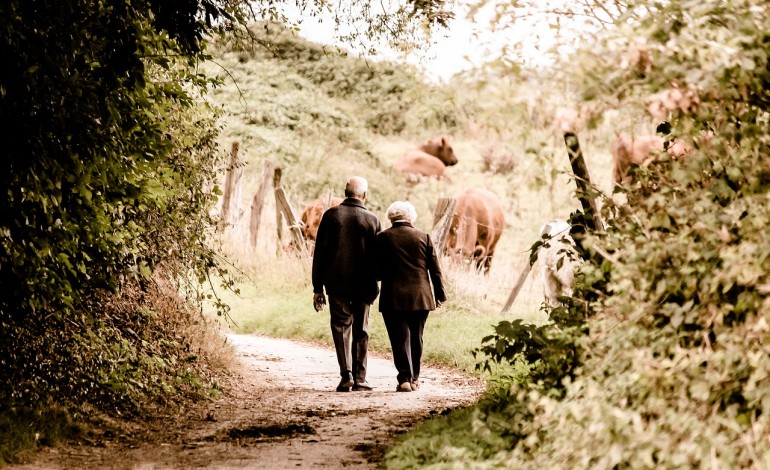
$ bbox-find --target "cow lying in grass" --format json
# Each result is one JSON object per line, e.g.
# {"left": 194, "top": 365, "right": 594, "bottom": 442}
{"left": 395, "top": 136, "right": 458, "bottom": 183}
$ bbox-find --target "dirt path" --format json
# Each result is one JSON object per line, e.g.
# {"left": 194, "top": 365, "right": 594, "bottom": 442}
{"left": 13, "top": 334, "right": 485, "bottom": 469}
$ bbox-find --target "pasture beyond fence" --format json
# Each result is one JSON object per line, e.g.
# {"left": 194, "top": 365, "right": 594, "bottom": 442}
{"left": 216, "top": 131, "right": 599, "bottom": 312}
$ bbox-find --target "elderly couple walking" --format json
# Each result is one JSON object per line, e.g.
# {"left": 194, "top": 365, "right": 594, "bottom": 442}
{"left": 312, "top": 176, "right": 446, "bottom": 393}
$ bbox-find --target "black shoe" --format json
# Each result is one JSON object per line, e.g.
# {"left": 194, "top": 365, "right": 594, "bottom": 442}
{"left": 352, "top": 381, "right": 373, "bottom": 391}
{"left": 336, "top": 374, "right": 354, "bottom": 392}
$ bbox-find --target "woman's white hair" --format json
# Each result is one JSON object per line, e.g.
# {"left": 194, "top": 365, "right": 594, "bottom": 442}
{"left": 386, "top": 201, "right": 417, "bottom": 224}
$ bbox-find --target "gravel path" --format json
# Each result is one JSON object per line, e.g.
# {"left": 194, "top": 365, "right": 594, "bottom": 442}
{"left": 13, "top": 333, "right": 485, "bottom": 469}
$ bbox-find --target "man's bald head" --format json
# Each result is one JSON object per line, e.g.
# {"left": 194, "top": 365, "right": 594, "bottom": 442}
{"left": 345, "top": 176, "right": 368, "bottom": 200}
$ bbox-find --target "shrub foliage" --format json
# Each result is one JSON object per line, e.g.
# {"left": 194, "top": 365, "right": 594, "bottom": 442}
{"left": 0, "top": 0, "right": 239, "bottom": 414}
{"left": 387, "top": 1, "right": 770, "bottom": 468}
{"left": 0, "top": 0, "right": 464, "bottom": 461}
{"left": 213, "top": 22, "right": 463, "bottom": 136}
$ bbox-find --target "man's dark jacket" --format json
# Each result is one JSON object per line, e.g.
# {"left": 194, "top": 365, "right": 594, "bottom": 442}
{"left": 375, "top": 221, "right": 446, "bottom": 312}
{"left": 312, "top": 198, "right": 382, "bottom": 304}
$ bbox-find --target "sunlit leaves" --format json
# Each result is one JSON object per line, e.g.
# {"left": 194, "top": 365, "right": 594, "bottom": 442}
{"left": 439, "top": 0, "right": 770, "bottom": 467}
{"left": 0, "top": 0, "right": 235, "bottom": 411}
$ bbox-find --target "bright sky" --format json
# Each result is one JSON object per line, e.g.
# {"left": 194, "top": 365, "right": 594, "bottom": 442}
{"left": 285, "top": 1, "right": 567, "bottom": 82}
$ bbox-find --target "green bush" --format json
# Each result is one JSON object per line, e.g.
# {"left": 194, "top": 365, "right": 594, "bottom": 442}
{"left": 0, "top": 0, "right": 235, "bottom": 422}
{"left": 212, "top": 22, "right": 466, "bottom": 137}
{"left": 0, "top": 404, "right": 81, "bottom": 464}
{"left": 386, "top": 1, "right": 770, "bottom": 468}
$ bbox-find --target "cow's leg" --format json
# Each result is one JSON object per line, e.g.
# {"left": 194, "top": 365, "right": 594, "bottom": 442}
{"left": 554, "top": 258, "right": 575, "bottom": 300}
{"left": 472, "top": 244, "right": 488, "bottom": 274}
{"left": 482, "top": 253, "right": 492, "bottom": 274}
{"left": 542, "top": 266, "right": 561, "bottom": 307}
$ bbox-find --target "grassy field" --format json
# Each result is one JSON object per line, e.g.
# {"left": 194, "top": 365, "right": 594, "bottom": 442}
{"left": 203, "top": 126, "right": 614, "bottom": 375}
{"left": 205, "top": 241, "right": 549, "bottom": 374}
{"left": 202, "top": 24, "right": 620, "bottom": 377}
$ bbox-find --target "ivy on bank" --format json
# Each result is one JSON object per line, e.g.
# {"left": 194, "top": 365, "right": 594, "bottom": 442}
{"left": 0, "top": 0, "right": 237, "bottom": 413}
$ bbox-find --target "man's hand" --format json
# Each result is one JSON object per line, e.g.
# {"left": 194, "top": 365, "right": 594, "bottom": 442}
{"left": 313, "top": 293, "right": 327, "bottom": 312}
{"left": 436, "top": 300, "right": 444, "bottom": 309}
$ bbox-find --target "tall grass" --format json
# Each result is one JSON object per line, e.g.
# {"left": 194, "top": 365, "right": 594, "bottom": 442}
{"left": 203, "top": 23, "right": 621, "bottom": 376}
{"left": 207, "top": 219, "right": 552, "bottom": 374}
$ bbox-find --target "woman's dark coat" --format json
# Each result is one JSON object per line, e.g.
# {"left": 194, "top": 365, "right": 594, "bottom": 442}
{"left": 375, "top": 221, "right": 446, "bottom": 312}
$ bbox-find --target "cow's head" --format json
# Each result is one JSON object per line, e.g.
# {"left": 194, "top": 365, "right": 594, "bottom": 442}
{"left": 284, "top": 220, "right": 315, "bottom": 255}
{"left": 288, "top": 196, "right": 342, "bottom": 257}
{"left": 422, "top": 136, "right": 458, "bottom": 167}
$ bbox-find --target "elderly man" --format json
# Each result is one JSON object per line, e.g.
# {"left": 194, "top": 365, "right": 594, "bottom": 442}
{"left": 375, "top": 201, "right": 446, "bottom": 392}
{"left": 312, "top": 176, "right": 382, "bottom": 392}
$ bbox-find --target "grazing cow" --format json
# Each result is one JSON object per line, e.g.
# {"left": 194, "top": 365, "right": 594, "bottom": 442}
{"left": 611, "top": 133, "right": 693, "bottom": 185}
{"left": 538, "top": 220, "right": 580, "bottom": 307}
{"left": 296, "top": 196, "right": 343, "bottom": 255}
{"left": 395, "top": 136, "right": 458, "bottom": 182}
{"left": 445, "top": 188, "right": 505, "bottom": 274}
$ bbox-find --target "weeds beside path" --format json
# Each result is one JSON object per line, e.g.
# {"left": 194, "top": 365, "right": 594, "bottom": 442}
{"left": 12, "top": 333, "right": 485, "bottom": 469}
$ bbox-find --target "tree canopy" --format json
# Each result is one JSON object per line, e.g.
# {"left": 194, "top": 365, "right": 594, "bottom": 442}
{"left": 0, "top": 0, "right": 455, "bottom": 412}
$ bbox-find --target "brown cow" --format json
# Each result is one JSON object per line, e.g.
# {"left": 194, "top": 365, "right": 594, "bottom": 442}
{"left": 611, "top": 133, "right": 693, "bottom": 186}
{"left": 444, "top": 188, "right": 505, "bottom": 274}
{"left": 296, "top": 196, "right": 343, "bottom": 255}
{"left": 395, "top": 136, "right": 458, "bottom": 182}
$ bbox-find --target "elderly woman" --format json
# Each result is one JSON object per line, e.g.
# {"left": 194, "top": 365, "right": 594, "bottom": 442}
{"left": 375, "top": 201, "right": 446, "bottom": 392}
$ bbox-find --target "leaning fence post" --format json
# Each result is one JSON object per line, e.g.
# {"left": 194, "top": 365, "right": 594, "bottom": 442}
{"left": 274, "top": 186, "right": 308, "bottom": 260}
{"left": 503, "top": 133, "right": 600, "bottom": 313}
{"left": 500, "top": 260, "right": 534, "bottom": 313}
{"left": 249, "top": 160, "right": 273, "bottom": 250}
{"left": 564, "top": 132, "right": 603, "bottom": 231}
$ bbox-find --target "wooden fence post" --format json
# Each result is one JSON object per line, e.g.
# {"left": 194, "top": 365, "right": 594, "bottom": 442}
{"left": 322, "top": 189, "right": 332, "bottom": 211}
{"left": 502, "top": 133, "right": 601, "bottom": 312}
{"left": 218, "top": 141, "right": 242, "bottom": 232}
{"left": 273, "top": 167, "right": 283, "bottom": 253}
{"left": 564, "top": 132, "right": 603, "bottom": 231}
{"left": 274, "top": 186, "right": 308, "bottom": 259}
{"left": 249, "top": 160, "right": 273, "bottom": 250}
{"left": 431, "top": 197, "right": 456, "bottom": 254}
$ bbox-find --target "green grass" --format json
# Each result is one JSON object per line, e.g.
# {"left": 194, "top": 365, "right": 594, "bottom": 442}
{"left": 205, "top": 247, "right": 549, "bottom": 374}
